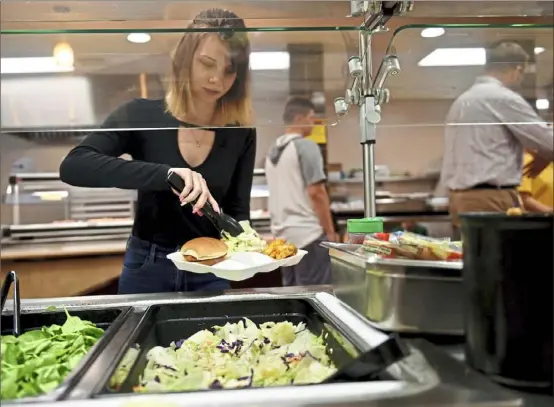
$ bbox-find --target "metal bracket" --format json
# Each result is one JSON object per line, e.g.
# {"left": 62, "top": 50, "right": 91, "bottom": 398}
{"left": 338, "top": 1, "right": 412, "bottom": 117}
{"left": 360, "top": 96, "right": 380, "bottom": 144}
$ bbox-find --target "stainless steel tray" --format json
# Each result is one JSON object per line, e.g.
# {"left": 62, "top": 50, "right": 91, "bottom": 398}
{"left": 1, "top": 291, "right": 524, "bottom": 407}
{"left": 324, "top": 243, "right": 463, "bottom": 335}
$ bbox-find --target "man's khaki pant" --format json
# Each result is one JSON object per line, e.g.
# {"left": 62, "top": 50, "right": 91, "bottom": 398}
{"left": 449, "top": 188, "right": 521, "bottom": 228}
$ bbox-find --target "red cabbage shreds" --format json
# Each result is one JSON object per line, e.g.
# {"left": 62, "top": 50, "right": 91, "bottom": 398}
{"left": 209, "top": 380, "right": 223, "bottom": 389}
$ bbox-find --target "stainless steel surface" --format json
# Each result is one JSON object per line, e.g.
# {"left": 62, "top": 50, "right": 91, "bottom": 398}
{"left": 360, "top": 29, "right": 377, "bottom": 218}
{"left": 68, "top": 187, "right": 135, "bottom": 220}
{"left": 2, "top": 288, "right": 523, "bottom": 407}
{"left": 326, "top": 243, "right": 463, "bottom": 335}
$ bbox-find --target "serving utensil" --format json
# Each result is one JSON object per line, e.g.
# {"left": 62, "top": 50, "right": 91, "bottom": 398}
{"left": 323, "top": 334, "right": 409, "bottom": 383}
{"left": 167, "top": 171, "right": 244, "bottom": 237}
{"left": 0, "top": 270, "right": 21, "bottom": 336}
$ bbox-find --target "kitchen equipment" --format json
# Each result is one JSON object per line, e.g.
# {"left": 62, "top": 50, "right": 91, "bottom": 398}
{"left": 167, "top": 171, "right": 244, "bottom": 237}
{"left": 96, "top": 298, "right": 401, "bottom": 396}
{"left": 460, "top": 213, "right": 553, "bottom": 391}
{"left": 322, "top": 334, "right": 409, "bottom": 383}
{"left": 0, "top": 306, "right": 132, "bottom": 403}
{"left": 324, "top": 243, "right": 463, "bottom": 335}
{"left": 0, "top": 270, "right": 21, "bottom": 336}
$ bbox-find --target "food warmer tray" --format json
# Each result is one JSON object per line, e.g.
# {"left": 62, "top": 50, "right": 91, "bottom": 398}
{"left": 1, "top": 306, "right": 133, "bottom": 404}
{"left": 1, "top": 291, "right": 524, "bottom": 407}
{"left": 324, "top": 243, "right": 463, "bottom": 335}
{"left": 1, "top": 292, "right": 437, "bottom": 404}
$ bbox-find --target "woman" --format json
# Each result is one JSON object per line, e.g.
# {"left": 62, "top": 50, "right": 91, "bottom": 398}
{"left": 59, "top": 9, "right": 256, "bottom": 294}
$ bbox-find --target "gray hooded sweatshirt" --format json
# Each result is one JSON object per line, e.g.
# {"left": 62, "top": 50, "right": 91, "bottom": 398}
{"left": 264, "top": 133, "right": 326, "bottom": 248}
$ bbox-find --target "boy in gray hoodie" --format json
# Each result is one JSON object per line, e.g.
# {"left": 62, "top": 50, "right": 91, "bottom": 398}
{"left": 265, "top": 97, "right": 338, "bottom": 287}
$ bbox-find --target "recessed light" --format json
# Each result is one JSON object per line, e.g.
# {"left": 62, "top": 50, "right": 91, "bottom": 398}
{"left": 536, "top": 98, "right": 549, "bottom": 110}
{"left": 127, "top": 33, "right": 151, "bottom": 44}
{"left": 421, "top": 27, "right": 445, "bottom": 38}
{"left": 534, "top": 47, "right": 545, "bottom": 55}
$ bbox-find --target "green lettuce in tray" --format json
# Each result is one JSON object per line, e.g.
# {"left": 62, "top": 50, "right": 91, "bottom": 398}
{"left": 1, "top": 307, "right": 104, "bottom": 401}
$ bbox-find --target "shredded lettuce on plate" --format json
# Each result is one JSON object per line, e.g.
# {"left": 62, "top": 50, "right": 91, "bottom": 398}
{"left": 134, "top": 318, "right": 337, "bottom": 393}
{"left": 221, "top": 221, "right": 267, "bottom": 254}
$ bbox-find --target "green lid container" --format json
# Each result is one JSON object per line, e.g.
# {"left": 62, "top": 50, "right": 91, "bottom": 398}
{"left": 347, "top": 217, "right": 384, "bottom": 234}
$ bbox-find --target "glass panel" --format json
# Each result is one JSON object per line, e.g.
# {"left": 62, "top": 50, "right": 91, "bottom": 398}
{"left": 381, "top": 24, "right": 554, "bottom": 130}
{"left": 407, "top": 1, "right": 553, "bottom": 18}
{"left": 1, "top": 28, "right": 360, "bottom": 131}
{"left": 0, "top": 1, "right": 360, "bottom": 24}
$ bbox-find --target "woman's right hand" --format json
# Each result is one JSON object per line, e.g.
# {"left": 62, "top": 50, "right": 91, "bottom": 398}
{"left": 168, "top": 168, "right": 220, "bottom": 214}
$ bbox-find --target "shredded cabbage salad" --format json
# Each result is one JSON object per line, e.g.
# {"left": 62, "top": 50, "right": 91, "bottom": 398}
{"left": 221, "top": 221, "right": 267, "bottom": 254}
{"left": 133, "top": 318, "right": 336, "bottom": 393}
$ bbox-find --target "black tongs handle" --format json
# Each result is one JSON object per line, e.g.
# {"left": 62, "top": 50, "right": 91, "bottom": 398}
{"left": 166, "top": 171, "right": 220, "bottom": 220}
{"left": 324, "top": 334, "right": 410, "bottom": 383}
{"left": 1, "top": 271, "right": 21, "bottom": 337}
{"left": 166, "top": 171, "right": 244, "bottom": 237}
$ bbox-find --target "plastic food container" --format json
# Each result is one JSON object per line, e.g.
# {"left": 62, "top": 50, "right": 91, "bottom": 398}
{"left": 347, "top": 218, "right": 383, "bottom": 244}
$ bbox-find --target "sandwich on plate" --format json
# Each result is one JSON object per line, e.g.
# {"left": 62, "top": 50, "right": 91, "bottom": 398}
{"left": 181, "top": 237, "right": 228, "bottom": 266}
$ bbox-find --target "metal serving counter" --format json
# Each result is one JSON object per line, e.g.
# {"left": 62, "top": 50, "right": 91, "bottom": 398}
{"left": 326, "top": 243, "right": 463, "bottom": 335}
{"left": 1, "top": 288, "right": 527, "bottom": 407}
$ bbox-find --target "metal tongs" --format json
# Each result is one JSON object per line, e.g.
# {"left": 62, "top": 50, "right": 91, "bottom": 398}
{"left": 323, "top": 334, "right": 409, "bottom": 383}
{"left": 0, "top": 271, "right": 21, "bottom": 336}
{"left": 167, "top": 171, "right": 245, "bottom": 237}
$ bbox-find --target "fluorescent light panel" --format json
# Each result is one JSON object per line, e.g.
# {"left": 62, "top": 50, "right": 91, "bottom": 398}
{"left": 250, "top": 51, "right": 290, "bottom": 70}
{"left": 536, "top": 98, "right": 549, "bottom": 110}
{"left": 1, "top": 57, "right": 75, "bottom": 74}
{"left": 419, "top": 48, "right": 486, "bottom": 67}
{"left": 420, "top": 46, "right": 548, "bottom": 67}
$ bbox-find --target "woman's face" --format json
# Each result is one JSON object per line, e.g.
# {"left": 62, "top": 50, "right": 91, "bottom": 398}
{"left": 190, "top": 34, "right": 237, "bottom": 103}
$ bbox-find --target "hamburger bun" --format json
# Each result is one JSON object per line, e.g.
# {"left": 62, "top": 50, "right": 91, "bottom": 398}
{"left": 181, "top": 237, "right": 228, "bottom": 266}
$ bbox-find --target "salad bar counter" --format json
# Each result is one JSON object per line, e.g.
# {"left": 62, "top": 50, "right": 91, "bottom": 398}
{"left": 1, "top": 288, "right": 523, "bottom": 407}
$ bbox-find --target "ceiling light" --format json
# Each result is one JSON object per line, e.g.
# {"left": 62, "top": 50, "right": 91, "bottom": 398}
{"left": 127, "top": 33, "right": 151, "bottom": 44}
{"left": 534, "top": 47, "right": 545, "bottom": 55}
{"left": 53, "top": 42, "right": 74, "bottom": 68}
{"left": 418, "top": 47, "right": 486, "bottom": 67}
{"left": 536, "top": 98, "right": 550, "bottom": 110}
{"left": 250, "top": 52, "right": 290, "bottom": 70}
{"left": 1, "top": 57, "right": 75, "bottom": 74}
{"left": 421, "top": 27, "right": 445, "bottom": 38}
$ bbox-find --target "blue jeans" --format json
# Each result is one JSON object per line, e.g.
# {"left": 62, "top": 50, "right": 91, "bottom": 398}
{"left": 118, "top": 236, "right": 230, "bottom": 294}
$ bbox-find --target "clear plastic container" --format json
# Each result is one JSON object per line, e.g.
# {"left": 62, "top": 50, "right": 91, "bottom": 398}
{"left": 346, "top": 218, "right": 384, "bottom": 244}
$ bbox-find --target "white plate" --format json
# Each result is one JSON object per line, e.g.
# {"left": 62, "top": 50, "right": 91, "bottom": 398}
{"left": 166, "top": 250, "right": 308, "bottom": 281}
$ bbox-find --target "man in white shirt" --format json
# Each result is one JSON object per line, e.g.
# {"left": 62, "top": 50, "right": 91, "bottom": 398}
{"left": 265, "top": 97, "right": 338, "bottom": 286}
{"left": 440, "top": 41, "right": 553, "bottom": 229}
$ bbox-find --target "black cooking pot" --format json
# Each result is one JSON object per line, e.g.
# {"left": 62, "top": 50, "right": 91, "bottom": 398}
{"left": 460, "top": 213, "right": 553, "bottom": 392}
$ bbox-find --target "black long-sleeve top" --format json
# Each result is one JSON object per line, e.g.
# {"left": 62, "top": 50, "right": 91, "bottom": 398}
{"left": 59, "top": 98, "right": 256, "bottom": 247}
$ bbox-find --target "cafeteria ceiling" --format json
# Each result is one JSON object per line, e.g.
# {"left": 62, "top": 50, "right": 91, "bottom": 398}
{"left": 1, "top": 1, "right": 553, "bottom": 100}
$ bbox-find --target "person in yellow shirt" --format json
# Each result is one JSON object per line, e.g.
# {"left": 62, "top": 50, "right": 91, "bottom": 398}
{"left": 519, "top": 150, "right": 553, "bottom": 212}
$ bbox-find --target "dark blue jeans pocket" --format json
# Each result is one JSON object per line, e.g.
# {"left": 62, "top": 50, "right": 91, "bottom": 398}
{"left": 118, "top": 237, "right": 176, "bottom": 294}
{"left": 122, "top": 238, "right": 153, "bottom": 272}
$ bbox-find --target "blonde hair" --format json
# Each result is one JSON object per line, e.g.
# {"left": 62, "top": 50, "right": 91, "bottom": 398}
{"left": 166, "top": 9, "right": 252, "bottom": 126}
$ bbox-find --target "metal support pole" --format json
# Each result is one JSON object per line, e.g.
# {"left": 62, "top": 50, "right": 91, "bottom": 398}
{"left": 361, "top": 103, "right": 377, "bottom": 217}
{"left": 358, "top": 30, "right": 378, "bottom": 218}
